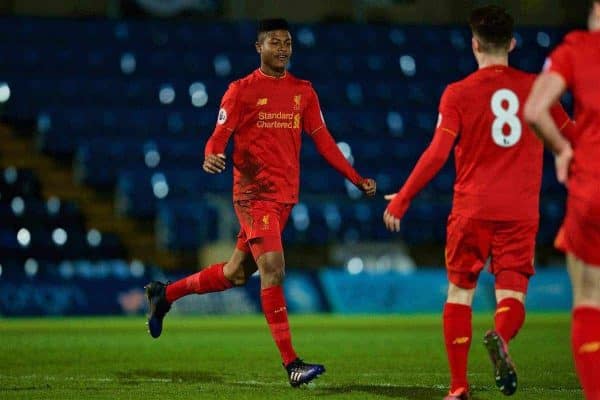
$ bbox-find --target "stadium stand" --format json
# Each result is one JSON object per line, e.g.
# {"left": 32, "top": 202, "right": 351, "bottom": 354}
{"left": 0, "top": 17, "right": 570, "bottom": 266}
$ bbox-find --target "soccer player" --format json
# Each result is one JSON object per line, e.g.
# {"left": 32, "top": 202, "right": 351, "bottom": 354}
{"left": 524, "top": 2, "right": 600, "bottom": 398}
{"left": 383, "top": 6, "right": 573, "bottom": 400}
{"left": 144, "top": 18, "right": 376, "bottom": 387}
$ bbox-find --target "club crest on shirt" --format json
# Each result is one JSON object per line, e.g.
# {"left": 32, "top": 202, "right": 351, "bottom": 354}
{"left": 256, "top": 98, "right": 268, "bottom": 106}
{"left": 293, "top": 94, "right": 301, "bottom": 110}
{"left": 261, "top": 214, "right": 270, "bottom": 229}
{"left": 217, "top": 108, "right": 227, "bottom": 125}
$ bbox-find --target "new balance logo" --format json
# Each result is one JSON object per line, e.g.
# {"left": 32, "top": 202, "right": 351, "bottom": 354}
{"left": 274, "top": 306, "right": 287, "bottom": 314}
{"left": 579, "top": 341, "right": 600, "bottom": 354}
{"left": 496, "top": 306, "right": 511, "bottom": 314}
{"left": 256, "top": 98, "right": 268, "bottom": 106}
{"left": 452, "top": 337, "right": 470, "bottom": 345}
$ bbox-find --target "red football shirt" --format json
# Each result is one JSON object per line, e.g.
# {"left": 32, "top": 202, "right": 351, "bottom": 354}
{"left": 546, "top": 30, "right": 600, "bottom": 204}
{"left": 438, "top": 65, "right": 570, "bottom": 220}
{"left": 205, "top": 69, "right": 362, "bottom": 203}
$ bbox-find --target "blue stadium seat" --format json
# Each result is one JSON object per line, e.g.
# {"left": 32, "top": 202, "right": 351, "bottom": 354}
{"left": 155, "top": 199, "right": 219, "bottom": 250}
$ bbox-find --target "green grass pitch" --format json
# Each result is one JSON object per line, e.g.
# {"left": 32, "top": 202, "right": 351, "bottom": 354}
{"left": 0, "top": 314, "right": 581, "bottom": 399}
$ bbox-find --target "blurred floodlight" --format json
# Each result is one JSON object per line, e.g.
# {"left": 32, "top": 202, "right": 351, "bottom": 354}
{"left": 292, "top": 203, "right": 310, "bottom": 231}
{"left": 37, "top": 112, "right": 52, "bottom": 133}
{"left": 537, "top": 32, "right": 551, "bottom": 48}
{"left": 24, "top": 258, "right": 39, "bottom": 277}
{"left": 297, "top": 27, "right": 315, "bottom": 47}
{"left": 387, "top": 111, "right": 404, "bottom": 135}
{"left": 87, "top": 229, "right": 102, "bottom": 247}
{"left": 52, "top": 228, "right": 68, "bottom": 246}
{"left": 120, "top": 52, "right": 137, "bottom": 74}
{"left": 399, "top": 55, "right": 416, "bottom": 77}
{"left": 0, "top": 82, "right": 10, "bottom": 103}
{"left": 17, "top": 228, "right": 31, "bottom": 247}
{"left": 11, "top": 196, "right": 25, "bottom": 216}
{"left": 144, "top": 149, "right": 161, "bottom": 168}
{"left": 191, "top": 91, "right": 208, "bottom": 107}
{"left": 188, "top": 82, "right": 206, "bottom": 96}
{"left": 130, "top": 259, "right": 145, "bottom": 277}
{"left": 159, "top": 85, "right": 175, "bottom": 104}
{"left": 4, "top": 166, "right": 17, "bottom": 184}
{"left": 214, "top": 54, "right": 232, "bottom": 77}
{"left": 151, "top": 173, "right": 169, "bottom": 199}
{"left": 347, "top": 257, "right": 364, "bottom": 275}
{"left": 47, "top": 196, "right": 61, "bottom": 215}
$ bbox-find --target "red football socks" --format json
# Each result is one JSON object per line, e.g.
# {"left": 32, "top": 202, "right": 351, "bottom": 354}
{"left": 443, "top": 302, "right": 473, "bottom": 393}
{"left": 165, "top": 262, "right": 233, "bottom": 303}
{"left": 495, "top": 297, "right": 525, "bottom": 343}
{"left": 572, "top": 306, "right": 600, "bottom": 400}
{"left": 261, "top": 285, "right": 298, "bottom": 366}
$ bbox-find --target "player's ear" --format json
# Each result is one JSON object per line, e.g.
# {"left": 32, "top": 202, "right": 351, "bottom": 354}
{"left": 255, "top": 41, "right": 262, "bottom": 54}
{"left": 508, "top": 37, "right": 517, "bottom": 53}
{"left": 471, "top": 37, "right": 480, "bottom": 53}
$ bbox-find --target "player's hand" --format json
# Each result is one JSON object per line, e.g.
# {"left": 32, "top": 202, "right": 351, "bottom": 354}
{"left": 554, "top": 144, "right": 573, "bottom": 185}
{"left": 359, "top": 178, "right": 376, "bottom": 197}
{"left": 203, "top": 154, "right": 226, "bottom": 174}
{"left": 383, "top": 209, "right": 401, "bottom": 232}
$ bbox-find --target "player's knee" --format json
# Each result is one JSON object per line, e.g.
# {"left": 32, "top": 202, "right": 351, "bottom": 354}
{"left": 223, "top": 262, "right": 248, "bottom": 286}
{"left": 495, "top": 289, "right": 525, "bottom": 303}
{"left": 261, "top": 265, "right": 285, "bottom": 287}
{"left": 575, "top": 262, "right": 600, "bottom": 307}
{"left": 447, "top": 282, "right": 475, "bottom": 305}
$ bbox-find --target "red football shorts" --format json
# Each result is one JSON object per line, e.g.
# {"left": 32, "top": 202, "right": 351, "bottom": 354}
{"left": 445, "top": 213, "right": 538, "bottom": 293}
{"left": 555, "top": 196, "right": 600, "bottom": 266}
{"left": 233, "top": 200, "right": 293, "bottom": 259}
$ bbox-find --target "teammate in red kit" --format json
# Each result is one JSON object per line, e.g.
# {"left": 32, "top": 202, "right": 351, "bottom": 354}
{"left": 144, "top": 18, "right": 376, "bottom": 387}
{"left": 383, "top": 6, "right": 573, "bottom": 400}
{"left": 524, "top": 2, "right": 600, "bottom": 398}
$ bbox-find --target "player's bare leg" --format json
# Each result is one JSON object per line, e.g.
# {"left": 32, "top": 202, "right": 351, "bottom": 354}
{"left": 256, "top": 250, "right": 325, "bottom": 387}
{"left": 145, "top": 248, "right": 256, "bottom": 338}
{"left": 443, "top": 283, "right": 474, "bottom": 400}
{"left": 567, "top": 253, "right": 600, "bottom": 399}
{"left": 483, "top": 289, "right": 523, "bottom": 396}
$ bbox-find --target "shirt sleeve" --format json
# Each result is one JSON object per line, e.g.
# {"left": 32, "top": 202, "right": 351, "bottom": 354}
{"left": 310, "top": 126, "right": 363, "bottom": 186}
{"left": 386, "top": 130, "right": 456, "bottom": 218}
{"left": 386, "top": 87, "right": 459, "bottom": 219}
{"left": 545, "top": 40, "right": 574, "bottom": 87}
{"left": 204, "top": 82, "right": 241, "bottom": 156}
{"left": 302, "top": 85, "right": 326, "bottom": 135}
{"left": 437, "top": 85, "right": 461, "bottom": 138}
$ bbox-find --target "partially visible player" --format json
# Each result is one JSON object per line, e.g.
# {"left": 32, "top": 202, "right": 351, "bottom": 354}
{"left": 524, "top": 2, "right": 600, "bottom": 398}
{"left": 144, "top": 18, "right": 376, "bottom": 388}
{"left": 383, "top": 6, "right": 573, "bottom": 400}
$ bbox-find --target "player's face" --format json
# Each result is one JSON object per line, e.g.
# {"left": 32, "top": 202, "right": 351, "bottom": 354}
{"left": 257, "top": 30, "right": 292, "bottom": 74}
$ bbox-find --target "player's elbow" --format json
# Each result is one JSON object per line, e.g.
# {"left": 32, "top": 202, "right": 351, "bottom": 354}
{"left": 523, "top": 99, "right": 543, "bottom": 127}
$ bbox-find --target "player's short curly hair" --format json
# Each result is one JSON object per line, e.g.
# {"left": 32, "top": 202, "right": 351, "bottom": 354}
{"left": 469, "top": 5, "right": 514, "bottom": 53}
{"left": 257, "top": 18, "right": 290, "bottom": 42}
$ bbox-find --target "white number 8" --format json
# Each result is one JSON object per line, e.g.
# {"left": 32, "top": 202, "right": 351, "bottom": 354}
{"left": 491, "top": 89, "right": 521, "bottom": 147}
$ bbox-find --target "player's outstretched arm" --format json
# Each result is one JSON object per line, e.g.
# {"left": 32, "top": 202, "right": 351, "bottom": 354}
{"left": 524, "top": 72, "right": 573, "bottom": 184}
{"left": 203, "top": 82, "right": 239, "bottom": 174}
{"left": 383, "top": 130, "right": 455, "bottom": 232}
{"left": 310, "top": 128, "right": 376, "bottom": 197}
